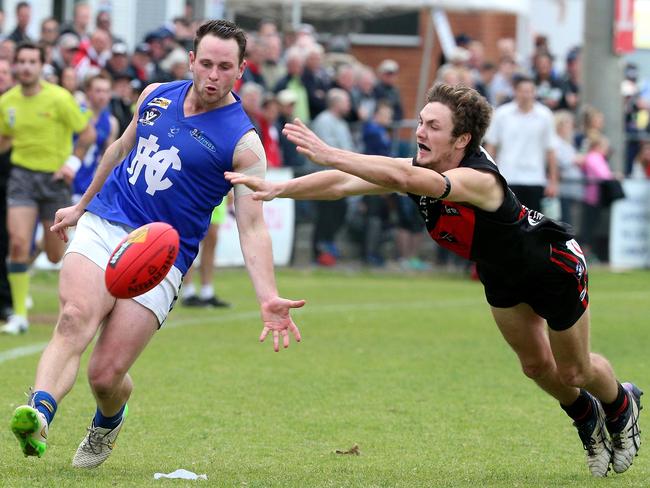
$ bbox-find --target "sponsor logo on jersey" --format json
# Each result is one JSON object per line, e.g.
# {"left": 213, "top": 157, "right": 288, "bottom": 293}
{"left": 127, "top": 134, "right": 181, "bottom": 195}
{"left": 148, "top": 97, "right": 172, "bottom": 109}
{"left": 190, "top": 128, "right": 216, "bottom": 152}
{"left": 527, "top": 208, "right": 544, "bottom": 226}
{"left": 443, "top": 205, "right": 460, "bottom": 216}
{"left": 138, "top": 107, "right": 161, "bottom": 126}
{"left": 438, "top": 231, "right": 457, "bottom": 243}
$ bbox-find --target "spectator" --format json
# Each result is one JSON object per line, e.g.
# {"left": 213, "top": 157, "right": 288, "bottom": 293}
{"left": 239, "top": 33, "right": 266, "bottom": 89}
{"left": 239, "top": 81, "right": 264, "bottom": 134}
{"left": 490, "top": 56, "right": 518, "bottom": 106}
{"left": 575, "top": 105, "right": 605, "bottom": 153}
{"left": 484, "top": 75, "right": 558, "bottom": 212}
{"left": 108, "top": 73, "right": 135, "bottom": 136}
{"left": 105, "top": 42, "right": 136, "bottom": 80}
{"left": 631, "top": 140, "right": 650, "bottom": 179}
{"left": 475, "top": 61, "right": 497, "bottom": 104}
{"left": 39, "top": 17, "right": 59, "bottom": 46}
{"left": 260, "top": 33, "right": 285, "bottom": 90}
{"left": 356, "top": 101, "right": 395, "bottom": 266}
{"left": 276, "top": 89, "right": 305, "bottom": 169}
{"left": 302, "top": 43, "right": 330, "bottom": 119}
{"left": 310, "top": 88, "right": 355, "bottom": 265}
{"left": 60, "top": 1, "right": 91, "bottom": 41}
{"left": 532, "top": 52, "right": 562, "bottom": 110}
{"left": 0, "top": 38, "right": 16, "bottom": 62}
{"left": 332, "top": 63, "right": 359, "bottom": 123}
{"left": 581, "top": 135, "right": 616, "bottom": 261}
{"left": 8, "top": 1, "right": 31, "bottom": 44}
{"left": 51, "top": 33, "right": 79, "bottom": 79}
{"left": 144, "top": 29, "right": 173, "bottom": 83}
{"left": 553, "top": 110, "right": 584, "bottom": 228}
{"left": 274, "top": 46, "right": 310, "bottom": 123}
{"left": 351, "top": 65, "right": 378, "bottom": 121}
{"left": 373, "top": 59, "right": 403, "bottom": 121}
{"left": 130, "top": 43, "right": 151, "bottom": 84}
{"left": 258, "top": 93, "right": 282, "bottom": 168}
{"left": 73, "top": 29, "right": 113, "bottom": 82}
{"left": 95, "top": 8, "right": 121, "bottom": 44}
{"left": 558, "top": 47, "right": 581, "bottom": 113}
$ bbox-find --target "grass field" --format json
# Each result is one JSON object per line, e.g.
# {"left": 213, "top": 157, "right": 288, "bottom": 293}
{"left": 0, "top": 267, "right": 649, "bottom": 487}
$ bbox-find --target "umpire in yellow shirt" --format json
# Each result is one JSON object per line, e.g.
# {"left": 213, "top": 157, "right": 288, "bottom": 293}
{"left": 0, "top": 42, "right": 95, "bottom": 334}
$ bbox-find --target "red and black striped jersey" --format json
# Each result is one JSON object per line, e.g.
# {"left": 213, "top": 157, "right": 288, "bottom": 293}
{"left": 407, "top": 147, "right": 573, "bottom": 270}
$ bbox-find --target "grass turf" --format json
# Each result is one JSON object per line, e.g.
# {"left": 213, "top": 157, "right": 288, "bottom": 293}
{"left": 0, "top": 268, "right": 648, "bottom": 487}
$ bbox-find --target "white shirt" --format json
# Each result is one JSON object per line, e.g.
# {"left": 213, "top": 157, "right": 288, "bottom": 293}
{"left": 484, "top": 101, "right": 555, "bottom": 186}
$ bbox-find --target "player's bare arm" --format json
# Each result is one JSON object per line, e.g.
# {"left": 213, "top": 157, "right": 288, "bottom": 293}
{"left": 225, "top": 169, "right": 388, "bottom": 201}
{"left": 0, "top": 134, "right": 11, "bottom": 153}
{"left": 50, "top": 83, "right": 161, "bottom": 241}
{"left": 232, "top": 130, "right": 305, "bottom": 351}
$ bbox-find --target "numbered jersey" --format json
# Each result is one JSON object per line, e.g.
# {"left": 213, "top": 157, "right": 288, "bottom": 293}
{"left": 86, "top": 80, "right": 254, "bottom": 273}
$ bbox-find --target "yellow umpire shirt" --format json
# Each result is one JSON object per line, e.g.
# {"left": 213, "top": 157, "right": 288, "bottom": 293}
{"left": 0, "top": 80, "right": 91, "bottom": 172}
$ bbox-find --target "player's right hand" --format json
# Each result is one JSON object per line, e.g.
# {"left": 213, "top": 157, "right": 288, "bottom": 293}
{"left": 50, "top": 205, "right": 84, "bottom": 242}
{"left": 224, "top": 171, "right": 281, "bottom": 201}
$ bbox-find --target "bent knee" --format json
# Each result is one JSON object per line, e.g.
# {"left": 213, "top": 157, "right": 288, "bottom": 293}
{"left": 521, "top": 359, "right": 555, "bottom": 381}
{"left": 55, "top": 303, "right": 94, "bottom": 340}
{"left": 88, "top": 364, "right": 127, "bottom": 397}
{"left": 45, "top": 248, "right": 64, "bottom": 264}
{"left": 557, "top": 365, "right": 590, "bottom": 388}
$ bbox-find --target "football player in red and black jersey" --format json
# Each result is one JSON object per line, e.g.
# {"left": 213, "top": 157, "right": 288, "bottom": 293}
{"left": 225, "top": 83, "right": 642, "bottom": 478}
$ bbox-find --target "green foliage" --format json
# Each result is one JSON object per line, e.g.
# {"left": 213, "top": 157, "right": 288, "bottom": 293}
{"left": 0, "top": 268, "right": 648, "bottom": 487}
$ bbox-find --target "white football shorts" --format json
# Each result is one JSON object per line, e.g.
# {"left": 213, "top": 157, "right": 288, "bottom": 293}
{"left": 65, "top": 211, "right": 183, "bottom": 326}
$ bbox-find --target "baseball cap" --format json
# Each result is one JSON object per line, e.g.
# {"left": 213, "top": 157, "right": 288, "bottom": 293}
{"left": 134, "top": 43, "right": 151, "bottom": 55}
{"left": 112, "top": 42, "right": 128, "bottom": 55}
{"left": 58, "top": 33, "right": 80, "bottom": 51}
{"left": 378, "top": 59, "right": 399, "bottom": 74}
{"left": 277, "top": 89, "right": 297, "bottom": 105}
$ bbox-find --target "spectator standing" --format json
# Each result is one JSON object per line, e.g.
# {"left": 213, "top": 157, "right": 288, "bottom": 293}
{"left": 258, "top": 93, "right": 282, "bottom": 168}
{"left": 39, "top": 18, "right": 59, "bottom": 46}
{"left": 0, "top": 42, "right": 95, "bottom": 334}
{"left": 484, "top": 75, "right": 558, "bottom": 212}
{"left": 274, "top": 47, "right": 310, "bottom": 123}
{"left": 73, "top": 29, "right": 113, "bottom": 82}
{"left": 8, "top": 2, "right": 32, "bottom": 44}
{"left": 276, "top": 89, "right": 305, "bottom": 169}
{"left": 260, "top": 34, "right": 285, "bottom": 91}
{"left": 60, "top": 2, "right": 91, "bottom": 42}
{"left": 351, "top": 65, "right": 378, "bottom": 121}
{"left": 553, "top": 110, "right": 584, "bottom": 229}
{"left": 373, "top": 59, "right": 403, "bottom": 121}
{"left": 532, "top": 52, "right": 563, "bottom": 110}
{"left": 310, "top": 88, "right": 355, "bottom": 265}
{"left": 631, "top": 140, "right": 650, "bottom": 179}
{"left": 558, "top": 47, "right": 581, "bottom": 113}
{"left": 302, "top": 43, "right": 330, "bottom": 119}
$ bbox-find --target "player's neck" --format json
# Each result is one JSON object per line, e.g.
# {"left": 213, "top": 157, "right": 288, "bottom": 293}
{"left": 20, "top": 79, "right": 42, "bottom": 97}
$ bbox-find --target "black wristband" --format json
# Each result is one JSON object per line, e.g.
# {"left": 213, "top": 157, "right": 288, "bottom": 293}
{"left": 437, "top": 174, "right": 451, "bottom": 200}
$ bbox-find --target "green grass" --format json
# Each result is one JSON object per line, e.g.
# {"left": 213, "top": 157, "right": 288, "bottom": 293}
{"left": 0, "top": 268, "right": 649, "bottom": 487}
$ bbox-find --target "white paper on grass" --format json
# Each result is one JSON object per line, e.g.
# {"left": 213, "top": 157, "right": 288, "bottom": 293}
{"left": 153, "top": 469, "right": 207, "bottom": 480}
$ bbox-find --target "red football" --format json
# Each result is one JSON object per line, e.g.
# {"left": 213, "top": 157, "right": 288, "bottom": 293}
{"left": 105, "top": 222, "right": 180, "bottom": 299}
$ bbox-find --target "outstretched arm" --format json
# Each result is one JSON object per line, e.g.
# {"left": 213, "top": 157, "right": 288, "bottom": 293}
{"left": 283, "top": 119, "right": 504, "bottom": 210}
{"left": 226, "top": 169, "right": 390, "bottom": 201}
{"left": 232, "top": 131, "right": 305, "bottom": 352}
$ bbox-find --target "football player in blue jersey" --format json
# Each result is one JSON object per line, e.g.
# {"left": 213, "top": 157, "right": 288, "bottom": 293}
{"left": 9, "top": 20, "right": 305, "bottom": 468}
{"left": 226, "top": 83, "right": 642, "bottom": 478}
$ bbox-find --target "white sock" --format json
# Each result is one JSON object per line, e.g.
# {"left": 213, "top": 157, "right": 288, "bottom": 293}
{"left": 200, "top": 284, "right": 214, "bottom": 299}
{"left": 183, "top": 284, "right": 196, "bottom": 298}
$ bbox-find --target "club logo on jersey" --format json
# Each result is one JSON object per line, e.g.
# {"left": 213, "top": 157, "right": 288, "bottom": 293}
{"left": 168, "top": 125, "right": 180, "bottom": 138}
{"left": 190, "top": 128, "right": 216, "bottom": 152}
{"left": 138, "top": 107, "right": 161, "bottom": 126}
{"left": 148, "top": 97, "right": 172, "bottom": 109}
{"left": 527, "top": 208, "right": 544, "bottom": 226}
{"left": 127, "top": 134, "right": 181, "bottom": 195}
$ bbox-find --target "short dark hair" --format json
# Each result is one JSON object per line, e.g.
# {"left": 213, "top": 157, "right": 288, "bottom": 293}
{"left": 16, "top": 1, "right": 30, "bottom": 13}
{"left": 15, "top": 41, "right": 45, "bottom": 64}
{"left": 512, "top": 74, "right": 535, "bottom": 88}
{"left": 84, "top": 72, "right": 112, "bottom": 91}
{"left": 193, "top": 19, "right": 247, "bottom": 64}
{"left": 425, "top": 83, "right": 492, "bottom": 155}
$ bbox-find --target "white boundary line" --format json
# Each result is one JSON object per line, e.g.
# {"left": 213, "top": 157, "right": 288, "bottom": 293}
{"left": 0, "top": 297, "right": 481, "bottom": 365}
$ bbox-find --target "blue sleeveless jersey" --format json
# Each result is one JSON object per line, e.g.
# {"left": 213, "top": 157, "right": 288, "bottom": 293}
{"left": 73, "top": 108, "right": 111, "bottom": 196}
{"left": 86, "top": 80, "right": 254, "bottom": 273}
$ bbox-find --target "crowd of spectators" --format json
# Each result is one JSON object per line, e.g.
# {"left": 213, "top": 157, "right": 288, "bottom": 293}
{"left": 0, "top": 2, "right": 647, "bottom": 269}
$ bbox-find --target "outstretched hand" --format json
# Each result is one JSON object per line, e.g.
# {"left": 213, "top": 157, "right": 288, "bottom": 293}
{"left": 224, "top": 172, "right": 281, "bottom": 201}
{"left": 259, "top": 296, "right": 306, "bottom": 352}
{"left": 50, "top": 205, "right": 85, "bottom": 242}
{"left": 282, "top": 118, "right": 334, "bottom": 167}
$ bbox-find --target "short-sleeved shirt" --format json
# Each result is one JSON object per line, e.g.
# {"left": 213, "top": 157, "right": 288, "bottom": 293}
{"left": 0, "top": 80, "right": 91, "bottom": 172}
{"left": 483, "top": 101, "right": 554, "bottom": 186}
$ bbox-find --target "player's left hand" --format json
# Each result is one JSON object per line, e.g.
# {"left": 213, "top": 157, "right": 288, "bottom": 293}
{"left": 52, "top": 165, "right": 75, "bottom": 185}
{"left": 259, "top": 296, "right": 306, "bottom": 352}
{"left": 282, "top": 118, "right": 335, "bottom": 167}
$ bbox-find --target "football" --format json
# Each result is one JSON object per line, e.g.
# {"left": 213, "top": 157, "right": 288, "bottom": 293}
{"left": 105, "top": 222, "right": 180, "bottom": 299}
